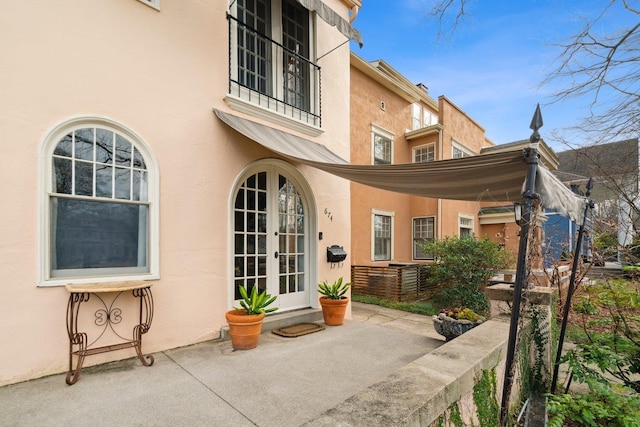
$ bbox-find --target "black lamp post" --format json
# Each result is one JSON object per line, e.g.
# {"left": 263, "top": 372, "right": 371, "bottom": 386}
{"left": 499, "top": 104, "right": 542, "bottom": 426}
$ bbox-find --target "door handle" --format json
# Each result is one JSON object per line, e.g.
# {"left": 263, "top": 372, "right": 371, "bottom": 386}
{"left": 274, "top": 251, "right": 279, "bottom": 259}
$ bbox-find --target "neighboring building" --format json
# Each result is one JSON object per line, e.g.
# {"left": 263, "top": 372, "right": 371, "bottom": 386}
{"left": 0, "top": 0, "right": 361, "bottom": 386}
{"left": 550, "top": 139, "right": 640, "bottom": 263}
{"left": 349, "top": 53, "right": 516, "bottom": 267}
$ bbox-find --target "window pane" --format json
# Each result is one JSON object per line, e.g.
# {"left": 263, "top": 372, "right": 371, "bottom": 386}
{"left": 411, "top": 104, "right": 421, "bottom": 130}
{"left": 95, "top": 164, "right": 112, "bottom": 198}
{"left": 415, "top": 145, "right": 435, "bottom": 163}
{"left": 133, "top": 147, "right": 146, "bottom": 169}
{"left": 95, "top": 129, "right": 113, "bottom": 164}
{"left": 374, "top": 134, "right": 391, "bottom": 165}
{"left": 54, "top": 133, "right": 73, "bottom": 157}
{"left": 51, "top": 198, "right": 148, "bottom": 270}
{"left": 413, "top": 217, "right": 435, "bottom": 259}
{"left": 374, "top": 214, "right": 391, "bottom": 260}
{"left": 53, "top": 157, "right": 72, "bottom": 194}
{"left": 115, "top": 135, "right": 132, "bottom": 166}
{"left": 74, "top": 129, "right": 94, "bottom": 161}
{"left": 75, "top": 161, "right": 93, "bottom": 196}
{"left": 132, "top": 170, "right": 147, "bottom": 201}
{"left": 235, "top": 189, "right": 245, "bottom": 209}
{"left": 114, "top": 167, "right": 131, "bottom": 200}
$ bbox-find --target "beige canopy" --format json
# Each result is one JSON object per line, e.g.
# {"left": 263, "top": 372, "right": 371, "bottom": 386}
{"left": 215, "top": 109, "right": 586, "bottom": 224}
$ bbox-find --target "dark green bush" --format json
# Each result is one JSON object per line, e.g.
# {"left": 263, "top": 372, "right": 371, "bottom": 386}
{"left": 421, "top": 235, "right": 512, "bottom": 315}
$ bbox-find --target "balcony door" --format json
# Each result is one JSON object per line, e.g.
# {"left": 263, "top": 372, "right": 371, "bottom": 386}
{"left": 229, "top": 0, "right": 319, "bottom": 125}
{"left": 232, "top": 161, "right": 313, "bottom": 311}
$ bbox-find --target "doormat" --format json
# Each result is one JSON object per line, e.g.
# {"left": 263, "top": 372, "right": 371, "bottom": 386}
{"left": 272, "top": 322, "right": 325, "bottom": 338}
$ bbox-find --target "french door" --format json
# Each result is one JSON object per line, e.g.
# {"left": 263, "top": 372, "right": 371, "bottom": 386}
{"left": 232, "top": 166, "right": 310, "bottom": 311}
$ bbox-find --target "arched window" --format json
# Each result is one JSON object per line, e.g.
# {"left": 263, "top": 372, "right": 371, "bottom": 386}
{"left": 39, "top": 117, "right": 159, "bottom": 285}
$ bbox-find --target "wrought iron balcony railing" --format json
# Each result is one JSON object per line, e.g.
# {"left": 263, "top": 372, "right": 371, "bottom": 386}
{"left": 227, "top": 14, "right": 321, "bottom": 127}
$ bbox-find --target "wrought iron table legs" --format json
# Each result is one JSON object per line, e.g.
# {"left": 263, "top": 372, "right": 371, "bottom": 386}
{"left": 65, "top": 287, "right": 154, "bottom": 385}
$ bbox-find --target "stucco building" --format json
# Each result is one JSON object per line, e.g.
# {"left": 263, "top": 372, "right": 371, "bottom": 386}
{"left": 1, "top": 0, "right": 361, "bottom": 386}
{"left": 349, "top": 53, "right": 516, "bottom": 267}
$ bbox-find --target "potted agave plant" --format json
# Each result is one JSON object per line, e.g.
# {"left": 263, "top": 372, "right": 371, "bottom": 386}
{"left": 225, "top": 285, "right": 277, "bottom": 350}
{"left": 318, "top": 277, "right": 351, "bottom": 326}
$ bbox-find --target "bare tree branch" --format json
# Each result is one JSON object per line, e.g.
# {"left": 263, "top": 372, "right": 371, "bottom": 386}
{"left": 429, "top": 0, "right": 469, "bottom": 40}
{"left": 543, "top": 1, "right": 640, "bottom": 141}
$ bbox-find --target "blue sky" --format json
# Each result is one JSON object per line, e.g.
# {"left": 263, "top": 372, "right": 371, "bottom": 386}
{"left": 349, "top": 0, "right": 632, "bottom": 151}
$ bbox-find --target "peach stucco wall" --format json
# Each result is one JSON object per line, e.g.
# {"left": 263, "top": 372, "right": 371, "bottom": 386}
{"left": 350, "top": 61, "right": 499, "bottom": 266}
{"left": 0, "top": 0, "right": 353, "bottom": 385}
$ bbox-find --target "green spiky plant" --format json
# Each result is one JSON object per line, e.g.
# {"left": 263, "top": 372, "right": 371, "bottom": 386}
{"left": 235, "top": 285, "right": 278, "bottom": 315}
{"left": 318, "top": 277, "right": 351, "bottom": 300}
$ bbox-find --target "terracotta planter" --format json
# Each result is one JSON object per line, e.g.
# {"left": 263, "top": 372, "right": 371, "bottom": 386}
{"left": 319, "top": 297, "right": 349, "bottom": 326}
{"left": 225, "top": 309, "right": 265, "bottom": 350}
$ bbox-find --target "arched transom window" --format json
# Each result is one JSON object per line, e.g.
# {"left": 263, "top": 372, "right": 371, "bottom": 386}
{"left": 41, "top": 119, "right": 158, "bottom": 284}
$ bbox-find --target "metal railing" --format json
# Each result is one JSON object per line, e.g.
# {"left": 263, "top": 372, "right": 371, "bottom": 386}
{"left": 227, "top": 14, "right": 321, "bottom": 127}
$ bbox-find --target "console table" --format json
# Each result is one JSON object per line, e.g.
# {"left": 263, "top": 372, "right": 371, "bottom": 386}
{"left": 65, "top": 281, "right": 154, "bottom": 385}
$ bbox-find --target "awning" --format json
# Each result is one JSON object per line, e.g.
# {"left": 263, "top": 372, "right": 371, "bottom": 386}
{"left": 215, "top": 109, "right": 586, "bottom": 223}
{"left": 296, "top": 0, "right": 363, "bottom": 47}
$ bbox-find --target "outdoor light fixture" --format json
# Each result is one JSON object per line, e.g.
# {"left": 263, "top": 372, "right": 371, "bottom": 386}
{"left": 513, "top": 202, "right": 524, "bottom": 226}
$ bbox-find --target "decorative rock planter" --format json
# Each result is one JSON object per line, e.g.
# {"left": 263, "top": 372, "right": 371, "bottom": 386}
{"left": 432, "top": 313, "right": 484, "bottom": 341}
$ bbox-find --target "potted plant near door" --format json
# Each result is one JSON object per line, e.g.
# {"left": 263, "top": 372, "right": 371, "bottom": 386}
{"left": 318, "top": 277, "right": 351, "bottom": 326}
{"left": 225, "top": 285, "right": 278, "bottom": 350}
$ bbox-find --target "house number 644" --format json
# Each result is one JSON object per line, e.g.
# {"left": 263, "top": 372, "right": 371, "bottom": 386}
{"left": 324, "top": 208, "right": 333, "bottom": 221}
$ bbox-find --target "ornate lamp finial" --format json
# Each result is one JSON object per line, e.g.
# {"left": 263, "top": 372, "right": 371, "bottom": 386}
{"left": 529, "top": 103, "right": 543, "bottom": 145}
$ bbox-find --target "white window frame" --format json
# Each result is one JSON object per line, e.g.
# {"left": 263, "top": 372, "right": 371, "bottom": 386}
{"left": 372, "top": 209, "right": 394, "bottom": 261}
{"left": 137, "top": 0, "right": 160, "bottom": 11}
{"left": 411, "top": 103, "right": 422, "bottom": 131}
{"left": 458, "top": 213, "right": 475, "bottom": 237}
{"left": 413, "top": 216, "right": 436, "bottom": 260}
{"left": 371, "top": 124, "right": 394, "bottom": 165}
{"left": 226, "top": 0, "right": 320, "bottom": 132}
{"left": 38, "top": 116, "right": 160, "bottom": 287}
{"left": 411, "top": 103, "right": 438, "bottom": 130}
{"left": 413, "top": 143, "right": 436, "bottom": 163}
{"left": 452, "top": 139, "right": 474, "bottom": 159}
{"left": 423, "top": 109, "right": 438, "bottom": 127}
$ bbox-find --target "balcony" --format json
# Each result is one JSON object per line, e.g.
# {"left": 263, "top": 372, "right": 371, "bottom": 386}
{"left": 227, "top": 14, "right": 321, "bottom": 128}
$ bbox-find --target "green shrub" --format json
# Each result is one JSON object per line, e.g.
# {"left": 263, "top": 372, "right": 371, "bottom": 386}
{"left": 421, "top": 235, "right": 512, "bottom": 314}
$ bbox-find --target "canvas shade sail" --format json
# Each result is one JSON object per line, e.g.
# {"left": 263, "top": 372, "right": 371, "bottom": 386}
{"left": 215, "top": 109, "right": 586, "bottom": 223}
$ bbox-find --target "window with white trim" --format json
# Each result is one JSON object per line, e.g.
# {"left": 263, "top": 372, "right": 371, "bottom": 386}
{"left": 413, "top": 217, "right": 435, "bottom": 259}
{"left": 411, "top": 103, "right": 422, "bottom": 130}
{"left": 372, "top": 210, "right": 393, "bottom": 261}
{"left": 458, "top": 214, "right": 474, "bottom": 237}
{"left": 372, "top": 125, "right": 393, "bottom": 165}
{"left": 452, "top": 139, "right": 474, "bottom": 159}
{"left": 411, "top": 103, "right": 438, "bottom": 130}
{"left": 413, "top": 143, "right": 435, "bottom": 163}
{"left": 41, "top": 118, "right": 158, "bottom": 284}
{"left": 424, "top": 109, "right": 438, "bottom": 127}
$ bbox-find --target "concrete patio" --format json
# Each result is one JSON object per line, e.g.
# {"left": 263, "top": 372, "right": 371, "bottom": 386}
{"left": 1, "top": 302, "right": 446, "bottom": 427}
